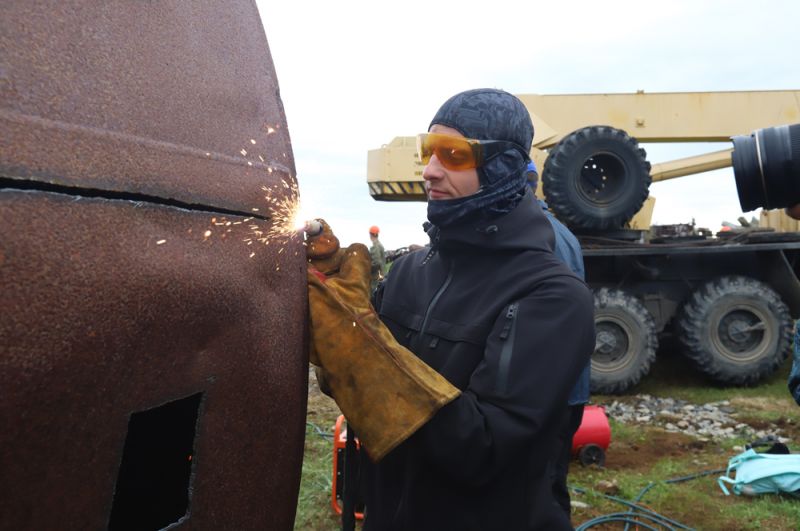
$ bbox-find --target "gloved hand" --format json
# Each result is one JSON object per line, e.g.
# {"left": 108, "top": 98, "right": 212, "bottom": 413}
{"left": 306, "top": 219, "right": 460, "bottom": 462}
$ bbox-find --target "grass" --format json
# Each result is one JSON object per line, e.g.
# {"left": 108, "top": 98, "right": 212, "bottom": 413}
{"left": 570, "top": 460, "right": 800, "bottom": 530}
{"left": 296, "top": 354, "right": 800, "bottom": 530}
{"left": 627, "top": 343, "right": 795, "bottom": 403}
{"left": 294, "top": 422, "right": 340, "bottom": 531}
{"left": 294, "top": 378, "right": 359, "bottom": 531}
{"left": 571, "top": 350, "right": 800, "bottom": 530}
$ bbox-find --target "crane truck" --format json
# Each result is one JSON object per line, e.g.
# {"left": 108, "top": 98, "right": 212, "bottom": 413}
{"left": 367, "top": 91, "right": 800, "bottom": 394}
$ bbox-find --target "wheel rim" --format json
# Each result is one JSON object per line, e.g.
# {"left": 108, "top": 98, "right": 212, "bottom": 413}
{"left": 593, "top": 315, "right": 634, "bottom": 372}
{"left": 710, "top": 303, "right": 774, "bottom": 364}
{"left": 579, "top": 444, "right": 605, "bottom": 466}
{"left": 577, "top": 152, "right": 627, "bottom": 206}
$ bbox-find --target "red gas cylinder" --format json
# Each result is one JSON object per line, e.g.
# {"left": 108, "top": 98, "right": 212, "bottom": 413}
{"left": 571, "top": 405, "right": 612, "bottom": 466}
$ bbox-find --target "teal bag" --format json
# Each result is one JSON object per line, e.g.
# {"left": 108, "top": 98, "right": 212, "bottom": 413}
{"left": 718, "top": 448, "right": 800, "bottom": 496}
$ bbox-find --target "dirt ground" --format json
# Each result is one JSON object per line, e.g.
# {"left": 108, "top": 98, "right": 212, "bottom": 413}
{"left": 603, "top": 429, "right": 712, "bottom": 471}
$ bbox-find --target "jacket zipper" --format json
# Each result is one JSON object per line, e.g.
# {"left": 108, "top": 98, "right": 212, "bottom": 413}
{"left": 413, "top": 259, "right": 453, "bottom": 352}
{"left": 495, "top": 302, "right": 519, "bottom": 394}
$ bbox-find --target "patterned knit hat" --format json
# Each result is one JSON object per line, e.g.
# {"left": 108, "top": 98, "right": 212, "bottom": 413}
{"left": 427, "top": 88, "right": 533, "bottom": 227}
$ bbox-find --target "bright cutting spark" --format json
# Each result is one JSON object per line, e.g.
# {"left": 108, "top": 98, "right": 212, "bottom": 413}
{"left": 198, "top": 137, "right": 309, "bottom": 269}
{"left": 250, "top": 178, "right": 306, "bottom": 243}
{"left": 202, "top": 176, "right": 308, "bottom": 264}
{"left": 156, "top": 239, "right": 166, "bottom": 245}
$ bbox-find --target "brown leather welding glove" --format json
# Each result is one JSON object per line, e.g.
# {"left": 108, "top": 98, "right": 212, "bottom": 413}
{"left": 306, "top": 220, "right": 460, "bottom": 462}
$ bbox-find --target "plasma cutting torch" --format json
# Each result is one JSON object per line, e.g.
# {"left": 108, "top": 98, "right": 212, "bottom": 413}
{"left": 303, "top": 219, "right": 323, "bottom": 237}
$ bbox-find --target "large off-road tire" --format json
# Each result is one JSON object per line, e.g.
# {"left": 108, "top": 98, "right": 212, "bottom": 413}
{"left": 676, "top": 276, "right": 792, "bottom": 385}
{"left": 591, "top": 288, "right": 658, "bottom": 394}
{"left": 543, "top": 126, "right": 651, "bottom": 231}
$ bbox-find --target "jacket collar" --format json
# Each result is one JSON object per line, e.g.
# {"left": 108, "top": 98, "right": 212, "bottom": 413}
{"left": 426, "top": 188, "right": 555, "bottom": 254}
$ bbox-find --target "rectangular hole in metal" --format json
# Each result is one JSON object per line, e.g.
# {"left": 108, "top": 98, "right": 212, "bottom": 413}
{"left": 109, "top": 392, "right": 203, "bottom": 530}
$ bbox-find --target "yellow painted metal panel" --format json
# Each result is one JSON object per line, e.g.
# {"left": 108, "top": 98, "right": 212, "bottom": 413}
{"left": 650, "top": 149, "right": 733, "bottom": 182}
{"left": 518, "top": 90, "right": 800, "bottom": 146}
{"left": 760, "top": 209, "right": 800, "bottom": 232}
{"left": 629, "top": 196, "right": 656, "bottom": 230}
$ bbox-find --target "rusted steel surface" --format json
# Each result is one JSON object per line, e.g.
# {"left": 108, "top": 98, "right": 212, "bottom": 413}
{"left": 1, "top": 0, "right": 293, "bottom": 213}
{"left": 1, "top": 1, "right": 307, "bottom": 529}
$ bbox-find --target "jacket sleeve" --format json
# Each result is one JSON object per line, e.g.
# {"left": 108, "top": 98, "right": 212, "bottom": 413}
{"left": 412, "top": 274, "right": 595, "bottom": 485}
{"left": 789, "top": 321, "right": 800, "bottom": 406}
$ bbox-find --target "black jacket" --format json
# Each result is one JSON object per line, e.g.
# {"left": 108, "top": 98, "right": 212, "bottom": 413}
{"left": 364, "top": 190, "right": 595, "bottom": 530}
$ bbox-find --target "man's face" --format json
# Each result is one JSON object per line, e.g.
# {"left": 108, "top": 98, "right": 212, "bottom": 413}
{"left": 422, "top": 125, "right": 480, "bottom": 200}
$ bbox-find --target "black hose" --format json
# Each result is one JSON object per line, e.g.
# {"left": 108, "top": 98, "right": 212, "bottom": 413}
{"left": 573, "top": 468, "right": 726, "bottom": 531}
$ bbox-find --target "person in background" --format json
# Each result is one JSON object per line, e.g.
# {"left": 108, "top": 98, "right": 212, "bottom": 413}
{"left": 790, "top": 324, "right": 800, "bottom": 406}
{"left": 784, "top": 205, "right": 800, "bottom": 405}
{"left": 368, "top": 225, "right": 386, "bottom": 292}
{"left": 526, "top": 161, "right": 592, "bottom": 519}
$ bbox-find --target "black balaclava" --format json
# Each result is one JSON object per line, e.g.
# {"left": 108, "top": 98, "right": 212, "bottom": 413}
{"left": 427, "top": 88, "right": 533, "bottom": 227}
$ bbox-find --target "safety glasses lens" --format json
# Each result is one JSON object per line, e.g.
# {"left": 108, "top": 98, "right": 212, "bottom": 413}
{"left": 416, "top": 134, "right": 478, "bottom": 171}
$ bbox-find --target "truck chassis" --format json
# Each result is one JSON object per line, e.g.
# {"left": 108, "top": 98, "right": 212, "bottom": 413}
{"left": 583, "top": 231, "right": 800, "bottom": 393}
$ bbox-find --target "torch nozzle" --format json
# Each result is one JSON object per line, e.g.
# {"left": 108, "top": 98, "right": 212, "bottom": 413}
{"left": 303, "top": 219, "right": 323, "bottom": 237}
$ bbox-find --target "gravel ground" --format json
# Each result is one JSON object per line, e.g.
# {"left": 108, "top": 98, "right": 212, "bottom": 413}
{"left": 603, "top": 394, "right": 793, "bottom": 447}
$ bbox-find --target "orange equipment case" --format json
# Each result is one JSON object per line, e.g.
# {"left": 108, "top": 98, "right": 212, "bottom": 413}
{"left": 331, "top": 415, "right": 364, "bottom": 520}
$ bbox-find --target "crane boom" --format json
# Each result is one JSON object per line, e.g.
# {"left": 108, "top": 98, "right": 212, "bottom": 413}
{"left": 367, "top": 90, "right": 800, "bottom": 204}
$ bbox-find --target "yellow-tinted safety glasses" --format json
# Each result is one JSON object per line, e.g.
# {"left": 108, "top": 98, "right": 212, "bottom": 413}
{"left": 416, "top": 133, "right": 528, "bottom": 171}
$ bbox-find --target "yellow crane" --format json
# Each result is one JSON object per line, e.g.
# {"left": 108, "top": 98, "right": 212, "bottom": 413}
{"left": 367, "top": 90, "right": 800, "bottom": 394}
{"left": 368, "top": 90, "right": 800, "bottom": 230}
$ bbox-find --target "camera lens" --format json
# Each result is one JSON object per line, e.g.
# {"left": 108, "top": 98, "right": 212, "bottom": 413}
{"left": 732, "top": 124, "right": 800, "bottom": 211}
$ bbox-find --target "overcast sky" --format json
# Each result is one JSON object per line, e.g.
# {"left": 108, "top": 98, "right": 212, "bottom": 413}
{"left": 257, "top": 0, "right": 800, "bottom": 250}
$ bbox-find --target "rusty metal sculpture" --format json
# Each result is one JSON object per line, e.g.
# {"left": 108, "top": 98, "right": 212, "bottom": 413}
{"left": 0, "top": 1, "right": 307, "bottom": 529}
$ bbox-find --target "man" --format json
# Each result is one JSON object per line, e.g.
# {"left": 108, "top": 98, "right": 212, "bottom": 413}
{"left": 526, "top": 161, "right": 591, "bottom": 519}
{"left": 361, "top": 89, "right": 595, "bottom": 530}
{"left": 368, "top": 225, "right": 386, "bottom": 292}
